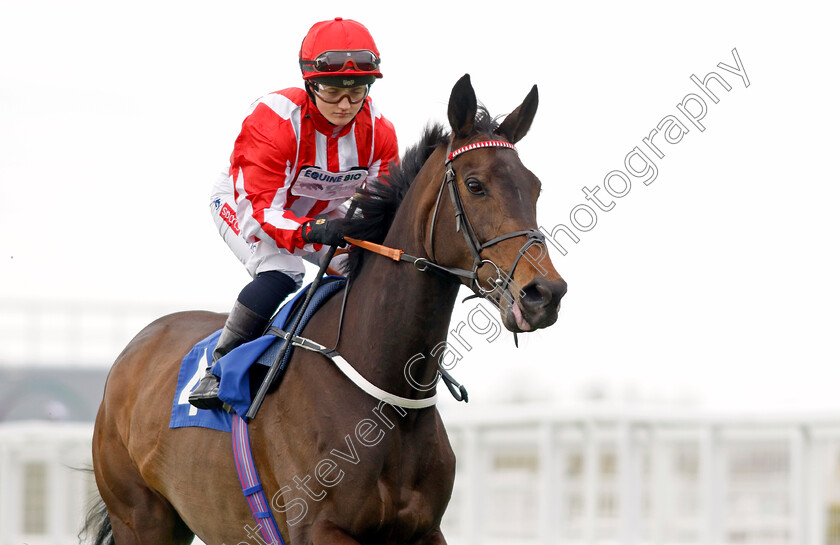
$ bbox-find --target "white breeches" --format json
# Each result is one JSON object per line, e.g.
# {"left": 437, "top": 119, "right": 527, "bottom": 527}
{"left": 209, "top": 195, "right": 346, "bottom": 289}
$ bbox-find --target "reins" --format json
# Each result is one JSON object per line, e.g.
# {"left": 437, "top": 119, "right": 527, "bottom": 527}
{"left": 348, "top": 138, "right": 546, "bottom": 300}
{"left": 343, "top": 237, "right": 477, "bottom": 280}
{"left": 250, "top": 138, "right": 545, "bottom": 420}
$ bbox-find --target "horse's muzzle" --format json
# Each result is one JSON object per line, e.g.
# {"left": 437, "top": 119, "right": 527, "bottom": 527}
{"left": 501, "top": 276, "right": 567, "bottom": 333}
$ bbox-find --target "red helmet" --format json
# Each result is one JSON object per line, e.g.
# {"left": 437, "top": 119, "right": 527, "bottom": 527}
{"left": 299, "top": 18, "right": 383, "bottom": 82}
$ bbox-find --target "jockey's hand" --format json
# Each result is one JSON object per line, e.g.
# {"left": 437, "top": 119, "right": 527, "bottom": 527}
{"left": 301, "top": 215, "right": 347, "bottom": 247}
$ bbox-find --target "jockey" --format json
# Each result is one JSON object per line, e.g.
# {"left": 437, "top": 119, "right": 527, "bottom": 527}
{"left": 190, "top": 17, "right": 399, "bottom": 410}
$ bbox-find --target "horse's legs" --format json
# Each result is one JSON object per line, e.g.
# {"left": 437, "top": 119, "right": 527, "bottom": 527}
{"left": 94, "top": 429, "right": 193, "bottom": 544}
{"left": 103, "top": 486, "right": 191, "bottom": 545}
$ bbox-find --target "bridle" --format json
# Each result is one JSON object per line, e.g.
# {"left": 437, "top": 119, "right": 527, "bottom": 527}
{"left": 347, "top": 138, "right": 545, "bottom": 301}
{"left": 427, "top": 138, "right": 546, "bottom": 299}
{"left": 334, "top": 138, "right": 548, "bottom": 398}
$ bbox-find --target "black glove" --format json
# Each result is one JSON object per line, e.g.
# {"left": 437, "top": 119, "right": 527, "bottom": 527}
{"left": 300, "top": 215, "right": 346, "bottom": 247}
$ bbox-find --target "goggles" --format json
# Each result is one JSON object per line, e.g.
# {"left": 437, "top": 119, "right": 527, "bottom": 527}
{"left": 301, "top": 50, "right": 380, "bottom": 74}
{"left": 310, "top": 82, "right": 370, "bottom": 104}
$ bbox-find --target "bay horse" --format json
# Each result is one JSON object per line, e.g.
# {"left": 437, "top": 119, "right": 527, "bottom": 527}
{"left": 87, "top": 74, "right": 567, "bottom": 545}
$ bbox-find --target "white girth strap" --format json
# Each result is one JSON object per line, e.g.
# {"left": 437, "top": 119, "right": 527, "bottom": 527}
{"left": 286, "top": 334, "right": 438, "bottom": 409}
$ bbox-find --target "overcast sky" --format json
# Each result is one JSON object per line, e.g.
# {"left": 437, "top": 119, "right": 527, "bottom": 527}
{"left": 2, "top": 0, "right": 838, "bottom": 413}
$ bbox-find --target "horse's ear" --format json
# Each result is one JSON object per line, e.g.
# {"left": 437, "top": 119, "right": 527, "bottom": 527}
{"left": 495, "top": 85, "right": 539, "bottom": 144}
{"left": 448, "top": 74, "right": 477, "bottom": 138}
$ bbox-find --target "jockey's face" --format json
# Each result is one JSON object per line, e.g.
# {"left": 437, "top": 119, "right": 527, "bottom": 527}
{"left": 312, "top": 84, "right": 367, "bottom": 127}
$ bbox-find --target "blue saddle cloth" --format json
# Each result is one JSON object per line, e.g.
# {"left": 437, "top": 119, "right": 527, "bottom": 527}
{"left": 169, "top": 276, "right": 347, "bottom": 432}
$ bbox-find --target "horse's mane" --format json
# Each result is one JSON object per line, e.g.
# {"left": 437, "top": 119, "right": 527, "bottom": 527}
{"left": 339, "top": 106, "right": 501, "bottom": 280}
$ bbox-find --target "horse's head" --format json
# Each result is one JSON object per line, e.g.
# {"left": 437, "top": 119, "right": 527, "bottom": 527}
{"left": 426, "top": 74, "right": 567, "bottom": 333}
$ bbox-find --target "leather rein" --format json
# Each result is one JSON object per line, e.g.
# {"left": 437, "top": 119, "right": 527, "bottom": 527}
{"left": 322, "top": 138, "right": 546, "bottom": 403}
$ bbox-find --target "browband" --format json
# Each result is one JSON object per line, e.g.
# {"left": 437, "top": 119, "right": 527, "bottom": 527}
{"left": 447, "top": 140, "right": 517, "bottom": 162}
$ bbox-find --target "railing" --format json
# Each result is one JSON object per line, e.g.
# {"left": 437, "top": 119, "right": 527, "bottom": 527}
{"left": 439, "top": 404, "right": 840, "bottom": 545}
{"left": 4, "top": 408, "right": 840, "bottom": 545}
{"left": 0, "top": 422, "right": 95, "bottom": 545}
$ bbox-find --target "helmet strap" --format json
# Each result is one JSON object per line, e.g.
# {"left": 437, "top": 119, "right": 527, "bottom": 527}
{"left": 305, "top": 81, "right": 318, "bottom": 105}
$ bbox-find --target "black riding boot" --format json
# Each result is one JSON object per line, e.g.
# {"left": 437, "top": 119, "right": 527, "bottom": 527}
{"left": 188, "top": 301, "right": 270, "bottom": 410}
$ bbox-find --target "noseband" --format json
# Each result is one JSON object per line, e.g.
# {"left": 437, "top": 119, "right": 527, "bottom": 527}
{"left": 426, "top": 139, "right": 546, "bottom": 299}
{"left": 340, "top": 138, "right": 547, "bottom": 357}
{"left": 345, "top": 138, "right": 546, "bottom": 302}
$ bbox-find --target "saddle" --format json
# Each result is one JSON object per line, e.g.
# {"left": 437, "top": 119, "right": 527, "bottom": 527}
{"left": 170, "top": 276, "right": 347, "bottom": 431}
{"left": 171, "top": 273, "right": 466, "bottom": 433}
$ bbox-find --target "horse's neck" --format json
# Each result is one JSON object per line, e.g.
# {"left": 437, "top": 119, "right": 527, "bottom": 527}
{"left": 341, "top": 255, "right": 459, "bottom": 395}
{"left": 340, "top": 171, "right": 460, "bottom": 396}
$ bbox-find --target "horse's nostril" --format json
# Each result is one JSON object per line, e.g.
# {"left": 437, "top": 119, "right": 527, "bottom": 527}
{"left": 535, "top": 282, "right": 552, "bottom": 304}
{"left": 521, "top": 278, "right": 567, "bottom": 313}
{"left": 522, "top": 281, "right": 552, "bottom": 310}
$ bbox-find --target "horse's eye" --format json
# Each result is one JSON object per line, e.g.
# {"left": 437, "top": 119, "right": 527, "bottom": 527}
{"left": 466, "top": 178, "right": 485, "bottom": 195}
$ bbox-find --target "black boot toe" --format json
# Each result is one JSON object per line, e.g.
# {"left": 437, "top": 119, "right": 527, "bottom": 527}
{"left": 188, "top": 372, "right": 223, "bottom": 410}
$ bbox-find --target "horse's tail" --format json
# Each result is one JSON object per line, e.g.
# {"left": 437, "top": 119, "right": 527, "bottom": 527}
{"left": 80, "top": 494, "right": 114, "bottom": 545}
